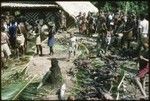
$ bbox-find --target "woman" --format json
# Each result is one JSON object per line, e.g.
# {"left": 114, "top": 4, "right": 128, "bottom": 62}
{"left": 48, "top": 24, "right": 56, "bottom": 55}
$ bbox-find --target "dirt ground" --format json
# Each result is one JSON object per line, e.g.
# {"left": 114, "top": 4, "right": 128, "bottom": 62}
{"left": 19, "top": 29, "right": 149, "bottom": 100}
{"left": 25, "top": 30, "right": 79, "bottom": 99}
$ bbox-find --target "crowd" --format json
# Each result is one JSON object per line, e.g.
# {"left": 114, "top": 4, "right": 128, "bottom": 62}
{"left": 75, "top": 10, "right": 149, "bottom": 98}
{"left": 75, "top": 10, "right": 149, "bottom": 58}
{"left": 1, "top": 9, "right": 149, "bottom": 98}
{"left": 1, "top": 11, "right": 64, "bottom": 68}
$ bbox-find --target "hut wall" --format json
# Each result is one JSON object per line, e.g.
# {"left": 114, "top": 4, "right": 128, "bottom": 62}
{"left": 1, "top": 8, "right": 59, "bottom": 25}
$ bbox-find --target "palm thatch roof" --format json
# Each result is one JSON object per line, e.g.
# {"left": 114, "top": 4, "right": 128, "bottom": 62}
{"left": 56, "top": 1, "right": 98, "bottom": 18}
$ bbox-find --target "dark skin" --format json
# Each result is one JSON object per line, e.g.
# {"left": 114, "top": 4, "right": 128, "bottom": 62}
{"left": 48, "top": 26, "right": 54, "bottom": 55}
{"left": 121, "top": 16, "right": 134, "bottom": 49}
{"left": 34, "top": 26, "right": 43, "bottom": 56}
{"left": 134, "top": 45, "right": 149, "bottom": 98}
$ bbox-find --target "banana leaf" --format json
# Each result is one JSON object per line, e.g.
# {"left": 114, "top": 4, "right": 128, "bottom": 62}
{"left": 1, "top": 75, "right": 36, "bottom": 100}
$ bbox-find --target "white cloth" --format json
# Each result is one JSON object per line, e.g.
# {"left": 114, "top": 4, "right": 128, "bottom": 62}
{"left": 1, "top": 43, "right": 11, "bottom": 57}
{"left": 69, "top": 36, "right": 77, "bottom": 52}
{"left": 41, "top": 25, "right": 48, "bottom": 32}
{"left": 16, "top": 34, "right": 25, "bottom": 46}
{"left": 3, "top": 22, "right": 9, "bottom": 32}
{"left": 41, "top": 24, "right": 49, "bottom": 35}
{"left": 118, "top": 33, "right": 123, "bottom": 39}
{"left": 1, "top": 32, "right": 9, "bottom": 44}
{"left": 36, "top": 36, "right": 41, "bottom": 45}
{"left": 108, "top": 14, "right": 113, "bottom": 20}
{"left": 106, "top": 36, "right": 111, "bottom": 45}
{"left": 139, "top": 19, "right": 149, "bottom": 34}
{"left": 110, "top": 22, "right": 114, "bottom": 25}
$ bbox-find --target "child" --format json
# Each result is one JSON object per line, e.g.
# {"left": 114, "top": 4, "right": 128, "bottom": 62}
{"left": 33, "top": 25, "right": 43, "bottom": 56}
{"left": 68, "top": 32, "right": 77, "bottom": 60}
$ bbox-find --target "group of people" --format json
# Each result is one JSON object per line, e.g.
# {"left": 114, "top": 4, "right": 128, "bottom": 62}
{"left": 1, "top": 9, "right": 149, "bottom": 98}
{"left": 75, "top": 10, "right": 149, "bottom": 51}
{"left": 75, "top": 10, "right": 149, "bottom": 98}
{"left": 1, "top": 11, "right": 59, "bottom": 68}
{"left": 1, "top": 12, "right": 27, "bottom": 68}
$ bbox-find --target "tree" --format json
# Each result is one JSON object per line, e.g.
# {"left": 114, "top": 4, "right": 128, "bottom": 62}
{"left": 92, "top": 1, "right": 148, "bottom": 15}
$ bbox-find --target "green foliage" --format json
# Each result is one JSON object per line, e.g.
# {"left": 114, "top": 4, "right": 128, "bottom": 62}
{"left": 2, "top": 82, "right": 28, "bottom": 100}
{"left": 93, "top": 1, "right": 148, "bottom": 15}
{"left": 2, "top": 76, "right": 36, "bottom": 100}
{"left": 91, "top": 58, "right": 105, "bottom": 68}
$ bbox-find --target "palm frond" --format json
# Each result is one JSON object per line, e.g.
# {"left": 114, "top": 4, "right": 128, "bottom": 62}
{"left": 2, "top": 75, "right": 37, "bottom": 100}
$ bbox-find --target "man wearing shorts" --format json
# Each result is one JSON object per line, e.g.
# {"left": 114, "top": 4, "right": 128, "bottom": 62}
{"left": 135, "top": 43, "right": 149, "bottom": 98}
{"left": 1, "top": 27, "right": 11, "bottom": 68}
{"left": 138, "top": 14, "right": 149, "bottom": 50}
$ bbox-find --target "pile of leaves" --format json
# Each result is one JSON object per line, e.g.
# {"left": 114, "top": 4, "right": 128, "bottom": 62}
{"left": 72, "top": 53, "right": 148, "bottom": 100}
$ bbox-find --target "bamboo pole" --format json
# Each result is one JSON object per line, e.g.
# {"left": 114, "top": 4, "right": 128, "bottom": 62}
{"left": 116, "top": 92, "right": 119, "bottom": 100}
{"left": 117, "top": 73, "right": 126, "bottom": 90}
{"left": 12, "top": 75, "right": 37, "bottom": 100}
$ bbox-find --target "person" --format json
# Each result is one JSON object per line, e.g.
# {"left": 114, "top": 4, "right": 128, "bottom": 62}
{"left": 41, "top": 21, "right": 49, "bottom": 40}
{"left": 121, "top": 15, "right": 134, "bottom": 49}
{"left": 132, "top": 14, "right": 138, "bottom": 41}
{"left": 18, "top": 19, "right": 28, "bottom": 54}
{"left": 16, "top": 27, "right": 25, "bottom": 56}
{"left": 75, "top": 12, "right": 82, "bottom": 30}
{"left": 86, "top": 12, "right": 91, "bottom": 35}
{"left": 8, "top": 19, "right": 17, "bottom": 50}
{"left": 107, "top": 12, "right": 114, "bottom": 30}
{"left": 1, "top": 26, "right": 11, "bottom": 68}
{"left": 134, "top": 43, "right": 149, "bottom": 98}
{"left": 61, "top": 11, "right": 67, "bottom": 32}
{"left": 87, "top": 12, "right": 96, "bottom": 36}
{"left": 80, "top": 12, "right": 87, "bottom": 35}
{"left": 138, "top": 14, "right": 149, "bottom": 50}
{"left": 48, "top": 23, "right": 56, "bottom": 55}
{"left": 113, "top": 16, "right": 125, "bottom": 49}
{"left": 95, "top": 11, "right": 107, "bottom": 56}
{"left": 105, "top": 27, "right": 113, "bottom": 52}
{"left": 68, "top": 32, "right": 77, "bottom": 61}
{"left": 33, "top": 24, "right": 43, "bottom": 56}
{"left": 100, "top": 16, "right": 108, "bottom": 48}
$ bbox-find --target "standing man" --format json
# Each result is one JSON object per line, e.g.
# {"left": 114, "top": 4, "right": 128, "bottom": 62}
{"left": 75, "top": 12, "right": 82, "bottom": 31}
{"left": 138, "top": 14, "right": 149, "bottom": 50}
{"left": 1, "top": 27, "right": 11, "bottom": 68}
{"left": 135, "top": 43, "right": 149, "bottom": 98}
{"left": 121, "top": 15, "right": 134, "bottom": 49}
{"left": 61, "top": 11, "right": 67, "bottom": 32}
{"left": 8, "top": 18, "right": 17, "bottom": 52}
